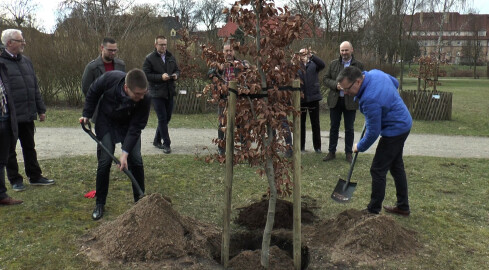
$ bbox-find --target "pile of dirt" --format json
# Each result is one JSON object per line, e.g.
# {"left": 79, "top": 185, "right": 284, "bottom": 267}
{"left": 305, "top": 209, "right": 418, "bottom": 267}
{"left": 81, "top": 193, "right": 221, "bottom": 268}
{"left": 235, "top": 198, "right": 317, "bottom": 230}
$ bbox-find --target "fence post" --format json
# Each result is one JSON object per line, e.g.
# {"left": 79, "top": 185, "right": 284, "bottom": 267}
{"left": 292, "top": 79, "right": 302, "bottom": 270}
{"left": 221, "top": 81, "right": 237, "bottom": 268}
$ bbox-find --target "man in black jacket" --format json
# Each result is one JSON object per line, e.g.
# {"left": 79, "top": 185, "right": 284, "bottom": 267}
{"left": 323, "top": 41, "right": 364, "bottom": 163}
{"left": 143, "top": 36, "right": 180, "bottom": 154}
{"left": 80, "top": 69, "right": 151, "bottom": 220}
{"left": 81, "top": 37, "right": 125, "bottom": 96}
{"left": 298, "top": 48, "right": 326, "bottom": 153}
{"left": 0, "top": 29, "right": 55, "bottom": 192}
{"left": 0, "top": 62, "right": 23, "bottom": 205}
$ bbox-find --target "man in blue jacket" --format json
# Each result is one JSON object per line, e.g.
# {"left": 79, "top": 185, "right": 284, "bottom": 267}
{"left": 80, "top": 69, "right": 151, "bottom": 220}
{"left": 337, "top": 66, "right": 412, "bottom": 216}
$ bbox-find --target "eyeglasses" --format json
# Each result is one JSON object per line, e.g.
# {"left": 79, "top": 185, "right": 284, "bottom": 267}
{"left": 342, "top": 80, "right": 356, "bottom": 92}
{"left": 11, "top": 39, "right": 26, "bottom": 43}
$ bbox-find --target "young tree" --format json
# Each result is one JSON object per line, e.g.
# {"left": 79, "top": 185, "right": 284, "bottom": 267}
{"left": 202, "top": 0, "right": 311, "bottom": 267}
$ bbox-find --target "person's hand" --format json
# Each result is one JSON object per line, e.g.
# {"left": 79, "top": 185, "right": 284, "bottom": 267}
{"left": 171, "top": 73, "right": 178, "bottom": 80}
{"left": 39, "top": 114, "right": 46, "bottom": 122}
{"left": 162, "top": 73, "right": 170, "bottom": 81}
{"left": 336, "top": 83, "right": 342, "bottom": 90}
{"left": 79, "top": 117, "right": 89, "bottom": 125}
{"left": 353, "top": 143, "right": 358, "bottom": 153}
{"left": 118, "top": 152, "right": 129, "bottom": 171}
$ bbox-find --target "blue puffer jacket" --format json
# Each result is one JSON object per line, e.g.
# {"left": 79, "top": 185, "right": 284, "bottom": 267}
{"left": 355, "top": 70, "right": 412, "bottom": 152}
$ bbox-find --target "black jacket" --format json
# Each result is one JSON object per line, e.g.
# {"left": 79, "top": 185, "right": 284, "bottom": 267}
{"left": 0, "top": 62, "right": 18, "bottom": 139}
{"left": 0, "top": 50, "right": 46, "bottom": 123}
{"left": 81, "top": 55, "right": 126, "bottom": 96}
{"left": 298, "top": 55, "right": 326, "bottom": 103}
{"left": 82, "top": 71, "right": 151, "bottom": 153}
{"left": 143, "top": 50, "right": 180, "bottom": 99}
{"left": 323, "top": 55, "right": 364, "bottom": 110}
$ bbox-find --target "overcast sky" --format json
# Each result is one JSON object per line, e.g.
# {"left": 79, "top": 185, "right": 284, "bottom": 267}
{"left": 35, "top": 0, "right": 489, "bottom": 33}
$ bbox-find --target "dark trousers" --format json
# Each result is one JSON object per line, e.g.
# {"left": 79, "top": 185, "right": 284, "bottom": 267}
{"left": 301, "top": 100, "right": 321, "bottom": 151}
{"left": 367, "top": 131, "right": 410, "bottom": 214}
{"left": 152, "top": 97, "right": 173, "bottom": 147}
{"left": 96, "top": 133, "right": 145, "bottom": 205}
{"left": 328, "top": 98, "right": 356, "bottom": 154}
{"left": 7, "top": 121, "right": 42, "bottom": 184}
{"left": 0, "top": 119, "right": 15, "bottom": 199}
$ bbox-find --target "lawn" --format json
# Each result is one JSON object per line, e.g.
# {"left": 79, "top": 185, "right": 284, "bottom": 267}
{"left": 44, "top": 77, "right": 489, "bottom": 136}
{"left": 1, "top": 154, "right": 489, "bottom": 269}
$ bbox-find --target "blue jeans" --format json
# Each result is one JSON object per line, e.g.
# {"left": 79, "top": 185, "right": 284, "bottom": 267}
{"left": 96, "top": 133, "right": 144, "bottom": 205}
{"left": 152, "top": 97, "right": 173, "bottom": 147}
{"left": 328, "top": 98, "right": 356, "bottom": 153}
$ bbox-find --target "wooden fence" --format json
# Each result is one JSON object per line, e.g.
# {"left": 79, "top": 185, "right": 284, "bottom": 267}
{"left": 399, "top": 90, "right": 452, "bottom": 121}
{"left": 173, "top": 82, "right": 214, "bottom": 114}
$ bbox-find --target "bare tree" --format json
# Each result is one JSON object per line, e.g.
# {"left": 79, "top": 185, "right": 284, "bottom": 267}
{"left": 0, "top": 0, "right": 38, "bottom": 28}
{"left": 461, "top": 13, "right": 483, "bottom": 78}
{"left": 194, "top": 0, "right": 226, "bottom": 31}
{"left": 164, "top": 0, "right": 197, "bottom": 32}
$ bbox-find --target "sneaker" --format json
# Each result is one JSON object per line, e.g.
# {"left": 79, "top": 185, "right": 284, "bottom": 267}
{"left": 162, "top": 145, "right": 172, "bottom": 154}
{"left": 29, "top": 177, "right": 55, "bottom": 186}
{"left": 346, "top": 152, "right": 353, "bottom": 163}
{"left": 12, "top": 182, "right": 26, "bottom": 192}
{"left": 322, "top": 152, "right": 336, "bottom": 161}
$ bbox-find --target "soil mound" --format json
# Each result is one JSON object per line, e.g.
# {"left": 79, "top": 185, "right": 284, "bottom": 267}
{"left": 306, "top": 209, "right": 418, "bottom": 267}
{"left": 235, "top": 198, "right": 317, "bottom": 230}
{"left": 228, "top": 246, "right": 295, "bottom": 270}
{"left": 82, "top": 193, "right": 221, "bottom": 267}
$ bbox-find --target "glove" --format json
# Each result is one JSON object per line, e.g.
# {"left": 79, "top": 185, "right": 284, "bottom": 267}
{"left": 84, "top": 190, "right": 96, "bottom": 198}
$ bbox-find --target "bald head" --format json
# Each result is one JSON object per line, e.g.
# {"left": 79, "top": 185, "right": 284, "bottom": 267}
{"left": 339, "top": 41, "right": 353, "bottom": 62}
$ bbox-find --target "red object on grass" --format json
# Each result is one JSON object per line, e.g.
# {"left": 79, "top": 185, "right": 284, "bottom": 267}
{"left": 84, "top": 190, "right": 96, "bottom": 198}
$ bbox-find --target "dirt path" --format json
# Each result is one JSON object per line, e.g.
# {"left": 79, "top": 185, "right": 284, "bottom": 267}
{"left": 16, "top": 127, "right": 489, "bottom": 161}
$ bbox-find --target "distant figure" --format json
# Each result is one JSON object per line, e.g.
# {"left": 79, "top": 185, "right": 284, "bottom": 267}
{"left": 323, "top": 41, "right": 364, "bottom": 163}
{"left": 207, "top": 42, "right": 249, "bottom": 155}
{"left": 0, "top": 29, "right": 55, "bottom": 192}
{"left": 143, "top": 35, "right": 180, "bottom": 154}
{"left": 81, "top": 37, "right": 125, "bottom": 96}
{"left": 338, "top": 66, "right": 412, "bottom": 216}
{"left": 80, "top": 69, "right": 151, "bottom": 220}
{"left": 297, "top": 48, "right": 325, "bottom": 153}
{"left": 0, "top": 60, "right": 23, "bottom": 205}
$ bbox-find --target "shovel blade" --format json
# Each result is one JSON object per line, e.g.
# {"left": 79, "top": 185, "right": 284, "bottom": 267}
{"left": 331, "top": 178, "right": 357, "bottom": 203}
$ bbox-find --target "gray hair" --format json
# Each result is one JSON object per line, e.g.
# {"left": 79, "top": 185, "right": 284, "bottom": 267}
{"left": 1, "top": 29, "right": 22, "bottom": 45}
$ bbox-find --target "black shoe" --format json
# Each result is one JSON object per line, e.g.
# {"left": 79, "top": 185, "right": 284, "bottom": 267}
{"left": 322, "top": 152, "right": 336, "bottom": 161}
{"left": 314, "top": 149, "right": 322, "bottom": 154}
{"left": 162, "top": 145, "right": 172, "bottom": 154}
{"left": 361, "top": 208, "right": 379, "bottom": 215}
{"left": 12, "top": 182, "right": 26, "bottom": 192}
{"left": 153, "top": 141, "right": 164, "bottom": 149}
{"left": 92, "top": 204, "right": 105, "bottom": 220}
{"left": 346, "top": 152, "right": 353, "bottom": 163}
{"left": 29, "top": 177, "right": 55, "bottom": 186}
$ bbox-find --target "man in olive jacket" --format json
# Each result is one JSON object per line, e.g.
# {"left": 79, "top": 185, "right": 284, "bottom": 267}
{"left": 0, "top": 29, "right": 55, "bottom": 191}
{"left": 81, "top": 37, "right": 125, "bottom": 96}
{"left": 143, "top": 35, "right": 180, "bottom": 154}
{"left": 323, "top": 41, "right": 364, "bottom": 163}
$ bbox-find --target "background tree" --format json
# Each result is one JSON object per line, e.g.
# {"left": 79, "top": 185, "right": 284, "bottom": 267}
{"left": 194, "top": 0, "right": 227, "bottom": 31}
{"left": 461, "top": 13, "right": 483, "bottom": 78}
{"left": 164, "top": 0, "right": 197, "bottom": 32}
{"left": 0, "top": 0, "right": 39, "bottom": 28}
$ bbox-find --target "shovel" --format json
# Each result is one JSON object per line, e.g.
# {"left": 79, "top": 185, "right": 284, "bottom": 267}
{"left": 331, "top": 123, "right": 366, "bottom": 203}
{"left": 80, "top": 120, "right": 144, "bottom": 199}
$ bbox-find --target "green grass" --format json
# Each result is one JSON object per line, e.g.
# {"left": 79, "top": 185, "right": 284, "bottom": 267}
{"left": 45, "top": 77, "right": 489, "bottom": 136}
{"left": 1, "top": 154, "right": 489, "bottom": 269}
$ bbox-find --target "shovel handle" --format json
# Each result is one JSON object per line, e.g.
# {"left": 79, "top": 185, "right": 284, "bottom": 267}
{"left": 80, "top": 120, "right": 144, "bottom": 199}
{"left": 345, "top": 123, "right": 367, "bottom": 184}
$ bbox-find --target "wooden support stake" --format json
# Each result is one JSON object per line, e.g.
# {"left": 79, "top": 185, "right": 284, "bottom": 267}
{"left": 292, "top": 79, "right": 302, "bottom": 270}
{"left": 221, "top": 81, "right": 237, "bottom": 268}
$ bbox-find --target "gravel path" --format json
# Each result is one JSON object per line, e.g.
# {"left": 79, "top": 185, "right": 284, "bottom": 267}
{"left": 14, "top": 127, "right": 489, "bottom": 161}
